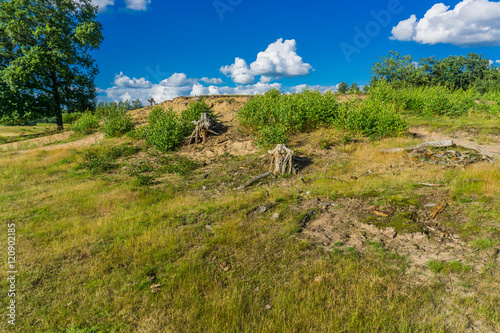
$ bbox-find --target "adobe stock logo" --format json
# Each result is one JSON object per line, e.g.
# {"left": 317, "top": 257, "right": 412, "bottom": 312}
{"left": 340, "top": 0, "right": 404, "bottom": 64}
{"left": 213, "top": 0, "right": 243, "bottom": 21}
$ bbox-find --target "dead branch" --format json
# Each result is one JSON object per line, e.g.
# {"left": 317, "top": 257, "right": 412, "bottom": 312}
{"left": 454, "top": 143, "right": 497, "bottom": 162}
{"left": 380, "top": 140, "right": 454, "bottom": 153}
{"left": 237, "top": 172, "right": 274, "bottom": 190}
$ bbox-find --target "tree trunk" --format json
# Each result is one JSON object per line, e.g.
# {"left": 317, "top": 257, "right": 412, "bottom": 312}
{"left": 51, "top": 72, "right": 64, "bottom": 131}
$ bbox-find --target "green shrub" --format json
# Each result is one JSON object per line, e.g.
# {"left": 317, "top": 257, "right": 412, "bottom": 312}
{"left": 102, "top": 108, "right": 134, "bottom": 137}
{"left": 62, "top": 112, "right": 84, "bottom": 124}
{"left": 138, "top": 101, "right": 215, "bottom": 152}
{"left": 237, "top": 88, "right": 339, "bottom": 145}
{"left": 0, "top": 135, "right": 8, "bottom": 144}
{"left": 78, "top": 151, "right": 116, "bottom": 174}
{"left": 138, "top": 107, "right": 185, "bottom": 152}
{"left": 370, "top": 81, "right": 476, "bottom": 117}
{"left": 337, "top": 99, "right": 407, "bottom": 138}
{"left": 71, "top": 112, "right": 100, "bottom": 134}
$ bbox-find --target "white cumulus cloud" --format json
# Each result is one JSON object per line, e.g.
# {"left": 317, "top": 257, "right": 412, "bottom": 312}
{"left": 220, "top": 58, "right": 256, "bottom": 85}
{"left": 221, "top": 39, "right": 313, "bottom": 84}
{"left": 124, "top": 0, "right": 151, "bottom": 11}
{"left": 200, "top": 77, "right": 224, "bottom": 85}
{"left": 92, "top": 0, "right": 114, "bottom": 12}
{"left": 160, "top": 73, "right": 197, "bottom": 87}
{"left": 114, "top": 72, "right": 153, "bottom": 88}
{"left": 390, "top": 0, "right": 500, "bottom": 46}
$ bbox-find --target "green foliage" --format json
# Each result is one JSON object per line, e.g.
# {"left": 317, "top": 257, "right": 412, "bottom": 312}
{"left": 77, "top": 143, "right": 140, "bottom": 174}
{"left": 337, "top": 98, "right": 407, "bottom": 138}
{"left": 371, "top": 51, "right": 491, "bottom": 91}
{"left": 0, "top": 0, "right": 103, "bottom": 128}
{"left": 78, "top": 151, "right": 117, "bottom": 174}
{"left": 62, "top": 112, "right": 84, "bottom": 124}
{"left": 337, "top": 82, "right": 348, "bottom": 94}
{"left": 138, "top": 100, "right": 215, "bottom": 152}
{"left": 427, "top": 260, "right": 470, "bottom": 274}
{"left": 237, "top": 88, "right": 340, "bottom": 145}
{"left": 102, "top": 108, "right": 134, "bottom": 137}
{"left": 237, "top": 88, "right": 405, "bottom": 145}
{"left": 349, "top": 83, "right": 361, "bottom": 94}
{"left": 96, "top": 99, "right": 143, "bottom": 119}
{"left": 71, "top": 112, "right": 100, "bottom": 134}
{"left": 369, "top": 80, "right": 476, "bottom": 117}
{"left": 156, "top": 154, "right": 201, "bottom": 176}
{"left": 138, "top": 107, "right": 186, "bottom": 152}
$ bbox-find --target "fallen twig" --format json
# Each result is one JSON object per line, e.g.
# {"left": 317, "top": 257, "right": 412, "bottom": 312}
{"left": 298, "top": 210, "right": 315, "bottom": 229}
{"left": 237, "top": 172, "right": 274, "bottom": 190}
{"left": 418, "top": 183, "right": 443, "bottom": 187}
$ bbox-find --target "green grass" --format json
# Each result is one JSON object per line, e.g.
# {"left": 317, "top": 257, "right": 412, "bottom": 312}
{"left": 0, "top": 123, "right": 61, "bottom": 142}
{"left": 0, "top": 116, "right": 499, "bottom": 332}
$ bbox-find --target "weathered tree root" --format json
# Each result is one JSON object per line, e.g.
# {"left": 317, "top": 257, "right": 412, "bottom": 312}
{"left": 187, "top": 112, "right": 219, "bottom": 144}
{"left": 237, "top": 144, "right": 300, "bottom": 190}
{"left": 268, "top": 144, "right": 297, "bottom": 175}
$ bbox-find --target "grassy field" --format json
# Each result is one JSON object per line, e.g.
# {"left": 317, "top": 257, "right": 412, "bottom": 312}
{"left": 0, "top": 123, "right": 62, "bottom": 145}
{"left": 0, "top": 105, "right": 499, "bottom": 332}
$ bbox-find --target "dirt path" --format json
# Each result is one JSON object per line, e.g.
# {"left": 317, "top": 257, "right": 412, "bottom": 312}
{"left": 0, "top": 132, "right": 104, "bottom": 153}
{"left": 410, "top": 126, "right": 500, "bottom": 160}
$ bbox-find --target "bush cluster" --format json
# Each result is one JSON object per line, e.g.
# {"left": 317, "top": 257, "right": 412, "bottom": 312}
{"left": 71, "top": 112, "right": 100, "bottom": 134}
{"left": 369, "top": 80, "right": 477, "bottom": 117}
{"left": 337, "top": 99, "right": 407, "bottom": 138}
{"left": 62, "top": 112, "right": 84, "bottom": 124}
{"left": 237, "top": 89, "right": 340, "bottom": 145}
{"left": 102, "top": 108, "right": 135, "bottom": 137}
{"left": 138, "top": 100, "right": 215, "bottom": 152}
{"left": 237, "top": 88, "right": 406, "bottom": 145}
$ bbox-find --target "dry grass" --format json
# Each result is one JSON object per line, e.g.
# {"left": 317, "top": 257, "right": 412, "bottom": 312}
{"left": 0, "top": 116, "right": 499, "bottom": 332}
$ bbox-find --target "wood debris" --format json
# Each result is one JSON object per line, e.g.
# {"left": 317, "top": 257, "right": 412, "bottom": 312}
{"left": 430, "top": 201, "right": 448, "bottom": 219}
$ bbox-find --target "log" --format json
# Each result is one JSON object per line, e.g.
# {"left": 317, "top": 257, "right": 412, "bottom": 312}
{"left": 380, "top": 140, "right": 454, "bottom": 153}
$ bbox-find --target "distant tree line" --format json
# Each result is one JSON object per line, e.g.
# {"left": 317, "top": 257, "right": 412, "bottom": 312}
{"left": 370, "top": 51, "right": 500, "bottom": 93}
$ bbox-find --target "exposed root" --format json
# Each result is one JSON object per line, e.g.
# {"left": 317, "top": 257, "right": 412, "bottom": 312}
{"left": 187, "top": 112, "right": 219, "bottom": 144}
{"left": 268, "top": 144, "right": 297, "bottom": 175}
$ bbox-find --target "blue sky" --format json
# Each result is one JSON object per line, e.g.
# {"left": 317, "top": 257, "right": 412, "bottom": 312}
{"left": 92, "top": 0, "right": 500, "bottom": 103}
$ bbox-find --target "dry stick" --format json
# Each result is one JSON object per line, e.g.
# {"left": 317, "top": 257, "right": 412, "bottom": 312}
{"left": 455, "top": 143, "right": 497, "bottom": 162}
{"left": 324, "top": 157, "right": 331, "bottom": 178}
{"left": 237, "top": 172, "right": 274, "bottom": 190}
{"left": 380, "top": 140, "right": 454, "bottom": 153}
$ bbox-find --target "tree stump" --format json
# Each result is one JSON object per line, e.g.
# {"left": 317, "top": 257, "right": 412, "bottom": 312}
{"left": 268, "top": 144, "right": 296, "bottom": 175}
{"left": 187, "top": 112, "right": 218, "bottom": 144}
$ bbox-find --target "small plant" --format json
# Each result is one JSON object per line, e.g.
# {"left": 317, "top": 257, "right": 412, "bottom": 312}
{"left": 138, "top": 101, "right": 216, "bottom": 152}
{"left": 157, "top": 154, "right": 201, "bottom": 175}
{"left": 78, "top": 151, "right": 117, "bottom": 174}
{"left": 102, "top": 108, "right": 135, "bottom": 137}
{"left": 71, "top": 112, "right": 100, "bottom": 134}
{"left": 62, "top": 112, "right": 84, "bottom": 124}
{"left": 427, "top": 260, "right": 470, "bottom": 274}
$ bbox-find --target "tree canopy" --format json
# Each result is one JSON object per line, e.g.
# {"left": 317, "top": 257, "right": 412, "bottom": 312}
{"left": 0, "top": 0, "right": 103, "bottom": 128}
{"left": 370, "top": 51, "right": 494, "bottom": 91}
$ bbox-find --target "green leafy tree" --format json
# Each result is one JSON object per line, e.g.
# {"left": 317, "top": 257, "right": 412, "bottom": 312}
{"left": 349, "top": 82, "right": 361, "bottom": 94}
{"left": 131, "top": 99, "right": 143, "bottom": 110}
{"left": 0, "top": 0, "right": 103, "bottom": 129}
{"left": 420, "top": 53, "right": 489, "bottom": 90}
{"left": 337, "top": 82, "right": 349, "bottom": 94}
{"left": 370, "top": 51, "right": 426, "bottom": 87}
